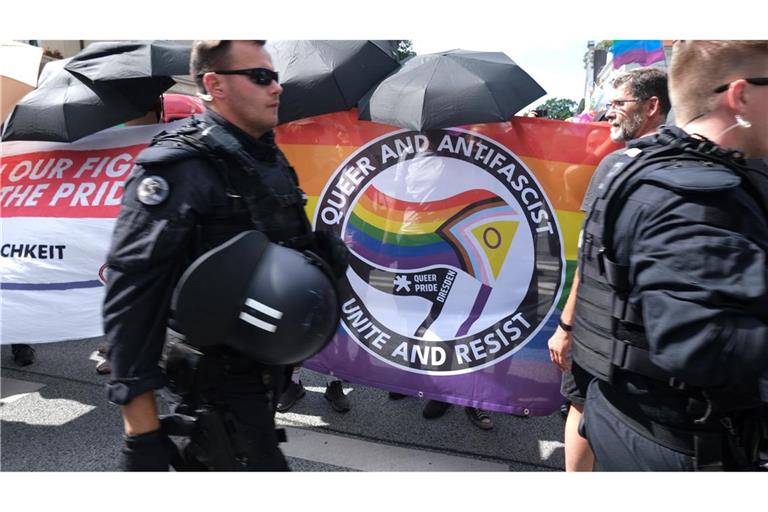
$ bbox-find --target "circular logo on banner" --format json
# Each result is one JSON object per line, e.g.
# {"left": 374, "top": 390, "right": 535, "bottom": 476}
{"left": 315, "top": 129, "right": 564, "bottom": 375}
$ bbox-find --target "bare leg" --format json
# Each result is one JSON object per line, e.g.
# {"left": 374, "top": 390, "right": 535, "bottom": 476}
{"left": 564, "top": 402, "right": 594, "bottom": 471}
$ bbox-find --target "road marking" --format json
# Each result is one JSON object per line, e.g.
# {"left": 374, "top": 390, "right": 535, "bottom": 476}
{"left": 282, "top": 427, "right": 508, "bottom": 471}
{"left": 0, "top": 377, "right": 45, "bottom": 404}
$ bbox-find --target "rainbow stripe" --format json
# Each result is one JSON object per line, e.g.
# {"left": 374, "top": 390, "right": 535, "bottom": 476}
{"left": 275, "top": 111, "right": 624, "bottom": 309}
{"left": 345, "top": 185, "right": 517, "bottom": 282}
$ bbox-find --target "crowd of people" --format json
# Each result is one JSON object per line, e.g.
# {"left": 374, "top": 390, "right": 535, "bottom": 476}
{"left": 6, "top": 39, "right": 767, "bottom": 472}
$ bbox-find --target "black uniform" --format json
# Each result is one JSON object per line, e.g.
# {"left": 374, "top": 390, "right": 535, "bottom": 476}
{"left": 572, "top": 126, "right": 768, "bottom": 471}
{"left": 103, "top": 110, "right": 313, "bottom": 470}
{"left": 561, "top": 139, "right": 651, "bottom": 406}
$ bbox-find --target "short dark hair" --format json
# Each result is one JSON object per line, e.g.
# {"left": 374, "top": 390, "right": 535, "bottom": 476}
{"left": 190, "top": 40, "right": 266, "bottom": 94}
{"left": 612, "top": 67, "right": 670, "bottom": 116}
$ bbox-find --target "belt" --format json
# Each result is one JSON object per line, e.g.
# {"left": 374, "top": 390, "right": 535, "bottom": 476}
{"left": 597, "top": 381, "right": 702, "bottom": 456}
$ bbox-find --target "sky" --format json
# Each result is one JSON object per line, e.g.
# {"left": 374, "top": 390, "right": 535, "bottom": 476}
{"left": 9, "top": 0, "right": 763, "bottom": 117}
{"left": 413, "top": 39, "right": 589, "bottom": 112}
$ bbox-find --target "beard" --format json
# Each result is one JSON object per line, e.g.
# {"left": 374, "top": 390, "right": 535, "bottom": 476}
{"left": 609, "top": 110, "right": 644, "bottom": 143}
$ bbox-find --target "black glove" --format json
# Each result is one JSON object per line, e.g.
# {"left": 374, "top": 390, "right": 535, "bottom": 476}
{"left": 119, "top": 428, "right": 179, "bottom": 471}
{"left": 313, "top": 231, "right": 349, "bottom": 280}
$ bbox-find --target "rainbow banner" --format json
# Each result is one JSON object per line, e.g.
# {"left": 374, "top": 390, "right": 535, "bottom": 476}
{"left": 1, "top": 112, "right": 619, "bottom": 416}
{"left": 612, "top": 40, "right": 665, "bottom": 68}
{"left": 277, "top": 111, "right": 620, "bottom": 415}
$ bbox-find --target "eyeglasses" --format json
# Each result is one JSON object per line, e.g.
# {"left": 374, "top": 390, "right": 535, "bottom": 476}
{"left": 202, "top": 67, "right": 280, "bottom": 86}
{"left": 606, "top": 98, "right": 643, "bottom": 110}
{"left": 713, "top": 77, "right": 768, "bottom": 93}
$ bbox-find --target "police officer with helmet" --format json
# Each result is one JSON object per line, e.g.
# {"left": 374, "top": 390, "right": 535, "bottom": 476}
{"left": 574, "top": 40, "right": 768, "bottom": 470}
{"left": 103, "top": 40, "right": 348, "bottom": 471}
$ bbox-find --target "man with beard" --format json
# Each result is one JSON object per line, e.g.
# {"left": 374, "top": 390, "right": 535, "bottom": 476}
{"left": 574, "top": 40, "right": 768, "bottom": 470}
{"left": 548, "top": 67, "right": 669, "bottom": 471}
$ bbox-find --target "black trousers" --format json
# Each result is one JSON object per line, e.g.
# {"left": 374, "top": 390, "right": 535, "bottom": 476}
{"left": 581, "top": 379, "right": 695, "bottom": 471}
{"left": 169, "top": 341, "right": 290, "bottom": 471}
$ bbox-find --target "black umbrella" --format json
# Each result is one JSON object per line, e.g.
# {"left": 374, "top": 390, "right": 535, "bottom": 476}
{"left": 2, "top": 58, "right": 169, "bottom": 143}
{"left": 265, "top": 40, "right": 400, "bottom": 124}
{"left": 358, "top": 49, "right": 547, "bottom": 130}
{"left": 63, "top": 40, "right": 191, "bottom": 80}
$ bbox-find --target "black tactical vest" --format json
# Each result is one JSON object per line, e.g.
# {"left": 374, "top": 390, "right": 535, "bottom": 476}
{"left": 140, "top": 115, "right": 314, "bottom": 256}
{"left": 572, "top": 127, "right": 764, "bottom": 387}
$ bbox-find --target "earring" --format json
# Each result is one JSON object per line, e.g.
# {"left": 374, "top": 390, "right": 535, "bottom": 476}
{"left": 735, "top": 115, "right": 752, "bottom": 128}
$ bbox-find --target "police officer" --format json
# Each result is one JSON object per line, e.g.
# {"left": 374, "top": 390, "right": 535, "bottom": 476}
{"left": 103, "top": 40, "right": 344, "bottom": 471}
{"left": 573, "top": 40, "right": 768, "bottom": 470}
{"left": 548, "top": 68, "right": 671, "bottom": 471}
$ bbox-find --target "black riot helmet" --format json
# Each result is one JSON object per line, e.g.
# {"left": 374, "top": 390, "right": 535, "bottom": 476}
{"left": 171, "top": 231, "right": 340, "bottom": 365}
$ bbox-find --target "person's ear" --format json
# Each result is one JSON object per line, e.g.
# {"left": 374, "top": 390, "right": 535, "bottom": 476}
{"left": 726, "top": 79, "right": 749, "bottom": 116}
{"left": 645, "top": 96, "right": 661, "bottom": 118}
{"left": 202, "top": 72, "right": 225, "bottom": 99}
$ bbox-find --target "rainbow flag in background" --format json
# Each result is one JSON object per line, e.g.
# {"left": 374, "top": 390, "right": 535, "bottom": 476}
{"left": 612, "top": 40, "right": 665, "bottom": 68}
{"left": 273, "top": 111, "right": 623, "bottom": 416}
{"left": 346, "top": 185, "right": 518, "bottom": 283}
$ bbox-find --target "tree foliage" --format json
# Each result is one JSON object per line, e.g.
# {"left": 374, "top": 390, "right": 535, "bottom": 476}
{"left": 537, "top": 97, "right": 579, "bottom": 120}
{"left": 396, "top": 40, "right": 416, "bottom": 61}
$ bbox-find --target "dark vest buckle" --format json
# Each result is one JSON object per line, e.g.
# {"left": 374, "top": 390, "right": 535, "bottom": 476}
{"left": 668, "top": 377, "right": 688, "bottom": 390}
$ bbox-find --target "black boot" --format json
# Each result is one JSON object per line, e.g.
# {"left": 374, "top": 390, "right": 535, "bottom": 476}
{"left": 11, "top": 344, "right": 36, "bottom": 366}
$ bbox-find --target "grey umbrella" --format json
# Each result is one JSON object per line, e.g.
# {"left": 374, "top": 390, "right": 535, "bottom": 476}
{"left": 358, "top": 49, "right": 547, "bottom": 130}
{"left": 264, "top": 40, "right": 400, "bottom": 124}
{"left": 63, "top": 40, "right": 191, "bottom": 81}
{"left": 2, "top": 58, "right": 168, "bottom": 142}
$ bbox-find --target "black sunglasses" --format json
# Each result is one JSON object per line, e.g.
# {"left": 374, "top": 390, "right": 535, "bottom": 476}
{"left": 202, "top": 67, "right": 280, "bottom": 86}
{"left": 713, "top": 77, "right": 768, "bottom": 93}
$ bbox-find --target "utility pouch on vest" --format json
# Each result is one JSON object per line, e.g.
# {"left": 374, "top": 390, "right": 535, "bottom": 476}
{"left": 163, "top": 330, "right": 203, "bottom": 400}
{"left": 573, "top": 128, "right": 764, "bottom": 387}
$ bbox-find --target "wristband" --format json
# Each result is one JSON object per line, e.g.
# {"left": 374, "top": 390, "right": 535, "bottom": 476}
{"left": 558, "top": 319, "right": 573, "bottom": 332}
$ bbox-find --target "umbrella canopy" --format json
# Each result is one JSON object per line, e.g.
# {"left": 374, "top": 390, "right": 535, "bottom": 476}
{"left": 358, "top": 49, "right": 547, "bottom": 130}
{"left": 2, "top": 58, "right": 169, "bottom": 142}
{"left": 265, "top": 40, "right": 400, "bottom": 124}
{"left": 1, "top": 40, "right": 43, "bottom": 122}
{"left": 63, "top": 40, "right": 191, "bottom": 80}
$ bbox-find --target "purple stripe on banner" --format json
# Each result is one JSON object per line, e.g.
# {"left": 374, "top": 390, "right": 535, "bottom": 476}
{"left": 1, "top": 280, "right": 103, "bottom": 291}
{"left": 303, "top": 311, "right": 564, "bottom": 416}
{"left": 455, "top": 284, "right": 492, "bottom": 336}
{"left": 613, "top": 48, "right": 665, "bottom": 68}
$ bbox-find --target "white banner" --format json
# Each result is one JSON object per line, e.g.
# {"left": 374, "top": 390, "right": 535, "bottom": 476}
{"left": 0, "top": 123, "right": 178, "bottom": 344}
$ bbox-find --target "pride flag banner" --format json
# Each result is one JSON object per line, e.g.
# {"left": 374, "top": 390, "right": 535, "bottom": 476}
{"left": 277, "top": 111, "right": 620, "bottom": 415}
{"left": 612, "top": 40, "right": 665, "bottom": 69}
{"left": 1, "top": 112, "right": 619, "bottom": 416}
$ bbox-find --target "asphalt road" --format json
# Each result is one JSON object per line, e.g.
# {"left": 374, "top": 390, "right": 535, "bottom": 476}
{"left": 1, "top": 337, "right": 566, "bottom": 472}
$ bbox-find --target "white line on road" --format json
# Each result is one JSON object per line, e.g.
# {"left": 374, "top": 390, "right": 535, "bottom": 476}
{"left": 282, "top": 427, "right": 508, "bottom": 471}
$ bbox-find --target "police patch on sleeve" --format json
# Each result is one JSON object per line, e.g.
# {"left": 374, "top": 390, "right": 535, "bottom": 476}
{"left": 137, "top": 176, "right": 170, "bottom": 205}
